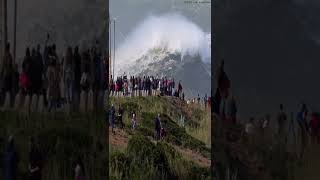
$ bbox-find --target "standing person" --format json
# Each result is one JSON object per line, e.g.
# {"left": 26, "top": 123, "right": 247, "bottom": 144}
{"left": 11, "top": 64, "right": 20, "bottom": 98}
{"left": 22, "top": 48, "right": 32, "bottom": 79}
{"left": 35, "top": 45, "right": 44, "bottom": 95}
{"left": 277, "top": 104, "right": 287, "bottom": 141}
{"left": 178, "top": 81, "right": 183, "bottom": 98}
{"left": 197, "top": 94, "right": 200, "bottom": 104}
{"left": 118, "top": 105, "right": 124, "bottom": 129}
{"left": 21, "top": 48, "right": 32, "bottom": 95}
{"left": 4, "top": 135, "right": 19, "bottom": 180}
{"left": 261, "top": 114, "right": 270, "bottom": 141}
{"left": 297, "top": 103, "right": 308, "bottom": 160}
{"left": 245, "top": 118, "right": 255, "bottom": 145}
{"left": 46, "top": 60, "right": 59, "bottom": 112}
{"left": 73, "top": 46, "right": 82, "bottom": 102}
{"left": 1, "top": 43, "right": 14, "bottom": 94}
{"left": 89, "top": 47, "right": 96, "bottom": 91}
{"left": 213, "top": 88, "right": 221, "bottom": 115}
{"left": 74, "top": 157, "right": 86, "bottom": 180}
{"left": 217, "top": 60, "right": 230, "bottom": 98}
{"left": 155, "top": 114, "right": 162, "bottom": 140}
{"left": 63, "top": 47, "right": 74, "bottom": 104}
{"left": 20, "top": 65, "right": 31, "bottom": 95}
{"left": 310, "top": 112, "right": 320, "bottom": 144}
{"left": 51, "top": 44, "right": 58, "bottom": 65}
{"left": 110, "top": 104, "right": 116, "bottom": 134}
{"left": 29, "top": 48, "right": 38, "bottom": 94}
{"left": 28, "top": 137, "right": 42, "bottom": 180}
{"left": 229, "top": 95, "right": 237, "bottom": 124}
{"left": 245, "top": 118, "right": 255, "bottom": 135}
{"left": 204, "top": 94, "right": 207, "bottom": 109}
{"left": 131, "top": 113, "right": 137, "bottom": 130}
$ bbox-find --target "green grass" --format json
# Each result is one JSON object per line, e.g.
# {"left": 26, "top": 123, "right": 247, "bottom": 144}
{"left": 0, "top": 111, "right": 108, "bottom": 180}
{"left": 109, "top": 96, "right": 211, "bottom": 180}
{"left": 110, "top": 135, "right": 210, "bottom": 180}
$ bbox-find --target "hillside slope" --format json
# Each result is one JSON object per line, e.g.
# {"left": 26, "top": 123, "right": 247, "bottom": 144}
{"left": 0, "top": 112, "right": 107, "bottom": 179}
{"left": 109, "top": 96, "right": 211, "bottom": 180}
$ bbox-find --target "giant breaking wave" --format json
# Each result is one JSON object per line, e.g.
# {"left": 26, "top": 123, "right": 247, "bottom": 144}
{"left": 114, "top": 13, "right": 211, "bottom": 77}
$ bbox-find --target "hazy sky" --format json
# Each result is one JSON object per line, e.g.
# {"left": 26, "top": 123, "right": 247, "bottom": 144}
{"left": 215, "top": 0, "right": 320, "bottom": 119}
{"left": 6, "top": 0, "right": 106, "bottom": 65}
{"left": 110, "top": 0, "right": 211, "bottom": 49}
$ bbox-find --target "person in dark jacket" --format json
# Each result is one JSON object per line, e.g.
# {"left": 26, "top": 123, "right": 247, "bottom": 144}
{"left": 110, "top": 105, "right": 116, "bottom": 134}
{"left": 35, "top": 45, "right": 44, "bottom": 94}
{"left": 155, "top": 114, "right": 162, "bottom": 140}
{"left": 277, "top": 104, "right": 287, "bottom": 138}
{"left": 213, "top": 88, "right": 221, "bottom": 115}
{"left": 118, "top": 105, "right": 124, "bottom": 129}
{"left": 4, "top": 135, "right": 19, "bottom": 180}
{"left": 11, "top": 64, "right": 20, "bottom": 98}
{"left": 1, "top": 43, "right": 13, "bottom": 94}
{"left": 217, "top": 60, "right": 230, "bottom": 98}
{"left": 22, "top": 48, "right": 32, "bottom": 95}
{"left": 74, "top": 46, "right": 81, "bottom": 93}
{"left": 30, "top": 48, "right": 38, "bottom": 94}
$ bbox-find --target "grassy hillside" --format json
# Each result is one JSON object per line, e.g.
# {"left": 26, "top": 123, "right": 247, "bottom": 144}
{"left": 109, "top": 96, "right": 211, "bottom": 180}
{"left": 0, "top": 111, "right": 107, "bottom": 180}
{"left": 212, "top": 114, "right": 320, "bottom": 180}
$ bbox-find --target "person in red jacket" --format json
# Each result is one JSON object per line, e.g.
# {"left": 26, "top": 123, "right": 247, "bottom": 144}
{"left": 20, "top": 70, "right": 31, "bottom": 95}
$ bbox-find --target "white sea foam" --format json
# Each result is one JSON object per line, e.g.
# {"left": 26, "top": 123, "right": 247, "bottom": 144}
{"left": 113, "top": 13, "right": 211, "bottom": 77}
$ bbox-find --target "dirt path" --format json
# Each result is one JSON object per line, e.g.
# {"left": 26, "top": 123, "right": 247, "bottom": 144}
{"left": 109, "top": 127, "right": 129, "bottom": 149}
{"left": 171, "top": 144, "right": 211, "bottom": 167}
{"left": 109, "top": 127, "right": 210, "bottom": 167}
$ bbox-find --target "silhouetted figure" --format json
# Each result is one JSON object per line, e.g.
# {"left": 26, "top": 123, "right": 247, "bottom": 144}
{"left": 110, "top": 104, "right": 116, "bottom": 134}
{"left": 21, "top": 48, "right": 32, "bottom": 95}
{"left": 74, "top": 46, "right": 82, "bottom": 93}
{"left": 261, "top": 114, "right": 270, "bottom": 139}
{"left": 46, "top": 60, "right": 59, "bottom": 112}
{"left": 246, "top": 118, "right": 255, "bottom": 134}
{"left": 35, "top": 45, "right": 44, "bottom": 94}
{"left": 1, "top": 43, "right": 14, "bottom": 94}
{"left": 204, "top": 94, "right": 208, "bottom": 109}
{"left": 213, "top": 88, "right": 221, "bottom": 115}
{"left": 131, "top": 113, "right": 136, "bottom": 130}
{"left": 28, "top": 137, "right": 42, "bottom": 180}
{"left": 12, "top": 64, "right": 19, "bottom": 98}
{"left": 155, "top": 114, "right": 162, "bottom": 140}
{"left": 63, "top": 47, "right": 74, "bottom": 104}
{"left": 228, "top": 95, "right": 237, "bottom": 124}
{"left": 217, "top": 60, "right": 230, "bottom": 98}
{"left": 178, "top": 81, "right": 183, "bottom": 97}
{"left": 277, "top": 104, "right": 287, "bottom": 137}
{"left": 310, "top": 112, "right": 320, "bottom": 144}
{"left": 297, "top": 103, "right": 308, "bottom": 160}
{"left": 30, "top": 48, "right": 38, "bottom": 94}
{"left": 118, "top": 105, "right": 124, "bottom": 129}
{"left": 74, "top": 157, "right": 86, "bottom": 180}
{"left": 4, "top": 135, "right": 19, "bottom": 180}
